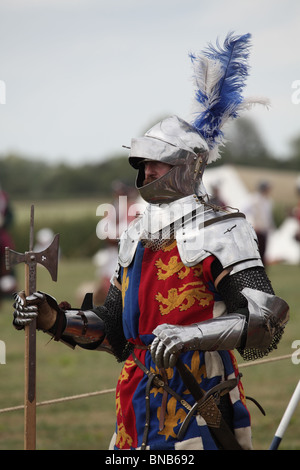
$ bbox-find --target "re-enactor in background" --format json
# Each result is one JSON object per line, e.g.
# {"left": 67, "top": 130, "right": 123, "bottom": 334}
{"left": 13, "top": 33, "right": 289, "bottom": 450}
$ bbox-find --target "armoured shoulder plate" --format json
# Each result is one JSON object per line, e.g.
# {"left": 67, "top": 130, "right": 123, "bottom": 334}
{"left": 118, "top": 201, "right": 263, "bottom": 273}
{"left": 118, "top": 216, "right": 142, "bottom": 267}
{"left": 176, "top": 211, "right": 263, "bottom": 272}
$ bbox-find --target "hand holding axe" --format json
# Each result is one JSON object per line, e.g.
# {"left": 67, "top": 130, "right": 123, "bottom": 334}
{"left": 6, "top": 205, "right": 60, "bottom": 450}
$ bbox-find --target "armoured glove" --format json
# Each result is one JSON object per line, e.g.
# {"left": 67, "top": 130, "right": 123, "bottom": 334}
{"left": 151, "top": 323, "right": 201, "bottom": 369}
{"left": 13, "top": 291, "right": 61, "bottom": 331}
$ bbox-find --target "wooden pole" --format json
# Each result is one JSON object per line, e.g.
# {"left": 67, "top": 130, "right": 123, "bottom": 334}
{"left": 24, "top": 205, "right": 37, "bottom": 450}
{"left": 5, "top": 205, "right": 60, "bottom": 450}
{"left": 269, "top": 380, "right": 300, "bottom": 450}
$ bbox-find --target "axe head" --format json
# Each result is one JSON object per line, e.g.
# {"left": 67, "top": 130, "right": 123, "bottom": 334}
{"left": 34, "top": 233, "right": 60, "bottom": 281}
{"left": 5, "top": 233, "right": 60, "bottom": 282}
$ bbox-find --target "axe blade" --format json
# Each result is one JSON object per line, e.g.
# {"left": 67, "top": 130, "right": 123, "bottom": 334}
{"left": 34, "top": 233, "right": 60, "bottom": 282}
{"left": 5, "top": 247, "right": 25, "bottom": 270}
{"left": 5, "top": 234, "right": 60, "bottom": 282}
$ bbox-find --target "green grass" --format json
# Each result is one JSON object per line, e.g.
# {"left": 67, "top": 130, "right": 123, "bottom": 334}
{"left": 0, "top": 260, "right": 299, "bottom": 450}
{"left": 0, "top": 258, "right": 122, "bottom": 450}
{"left": 12, "top": 198, "right": 104, "bottom": 225}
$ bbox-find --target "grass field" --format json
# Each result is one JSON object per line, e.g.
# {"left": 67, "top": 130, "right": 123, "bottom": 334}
{"left": 13, "top": 198, "right": 102, "bottom": 225}
{"left": 0, "top": 258, "right": 299, "bottom": 451}
{"left": 1, "top": 178, "right": 300, "bottom": 450}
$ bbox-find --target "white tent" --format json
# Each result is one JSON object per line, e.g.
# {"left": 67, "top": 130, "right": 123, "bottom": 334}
{"left": 203, "top": 164, "right": 249, "bottom": 210}
{"left": 265, "top": 218, "right": 300, "bottom": 265}
{"left": 204, "top": 165, "right": 300, "bottom": 265}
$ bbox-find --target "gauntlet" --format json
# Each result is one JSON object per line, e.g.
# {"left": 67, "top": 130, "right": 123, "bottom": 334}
{"left": 151, "top": 315, "right": 246, "bottom": 369}
{"left": 13, "top": 291, "right": 61, "bottom": 331}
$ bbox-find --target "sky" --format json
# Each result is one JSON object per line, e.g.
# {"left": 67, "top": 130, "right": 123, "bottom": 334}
{"left": 0, "top": 0, "right": 300, "bottom": 166}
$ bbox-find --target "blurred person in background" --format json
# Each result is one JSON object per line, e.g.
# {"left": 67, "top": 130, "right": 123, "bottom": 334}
{"left": 12, "top": 33, "right": 289, "bottom": 451}
{"left": 0, "top": 185, "right": 17, "bottom": 303}
{"left": 34, "top": 228, "right": 56, "bottom": 253}
{"left": 242, "top": 181, "right": 275, "bottom": 265}
{"left": 292, "top": 176, "right": 300, "bottom": 243}
{"left": 208, "top": 183, "right": 226, "bottom": 208}
{"left": 93, "top": 180, "right": 144, "bottom": 304}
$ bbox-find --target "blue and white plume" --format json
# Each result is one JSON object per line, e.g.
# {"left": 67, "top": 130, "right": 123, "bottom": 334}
{"left": 189, "top": 32, "right": 270, "bottom": 163}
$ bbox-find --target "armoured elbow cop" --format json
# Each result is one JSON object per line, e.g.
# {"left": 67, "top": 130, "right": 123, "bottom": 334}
{"left": 238, "top": 287, "right": 289, "bottom": 360}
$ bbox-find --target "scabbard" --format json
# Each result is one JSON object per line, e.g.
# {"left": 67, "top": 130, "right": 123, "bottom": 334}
{"left": 176, "top": 358, "right": 243, "bottom": 450}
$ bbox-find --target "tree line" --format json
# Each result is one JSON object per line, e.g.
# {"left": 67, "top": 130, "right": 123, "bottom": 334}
{"left": 0, "top": 117, "right": 299, "bottom": 201}
{"left": 0, "top": 152, "right": 136, "bottom": 200}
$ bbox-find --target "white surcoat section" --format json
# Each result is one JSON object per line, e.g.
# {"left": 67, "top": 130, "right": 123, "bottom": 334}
{"left": 117, "top": 196, "right": 263, "bottom": 274}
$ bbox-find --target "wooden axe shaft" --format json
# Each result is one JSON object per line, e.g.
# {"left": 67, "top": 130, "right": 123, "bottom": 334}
{"left": 6, "top": 205, "right": 60, "bottom": 450}
{"left": 24, "top": 205, "right": 37, "bottom": 450}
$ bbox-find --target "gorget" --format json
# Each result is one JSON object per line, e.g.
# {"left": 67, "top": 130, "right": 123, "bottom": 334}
{"left": 117, "top": 194, "right": 263, "bottom": 275}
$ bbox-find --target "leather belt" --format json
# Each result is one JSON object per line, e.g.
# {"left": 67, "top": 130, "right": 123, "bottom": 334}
{"left": 176, "top": 358, "right": 243, "bottom": 450}
{"left": 132, "top": 352, "right": 191, "bottom": 450}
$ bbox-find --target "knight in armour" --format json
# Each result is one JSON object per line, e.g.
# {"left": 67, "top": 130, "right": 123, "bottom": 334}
{"left": 13, "top": 33, "right": 289, "bottom": 450}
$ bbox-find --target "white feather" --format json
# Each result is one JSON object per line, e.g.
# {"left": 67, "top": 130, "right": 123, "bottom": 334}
{"left": 207, "top": 146, "right": 222, "bottom": 164}
{"left": 191, "top": 56, "right": 224, "bottom": 113}
{"left": 237, "top": 96, "right": 271, "bottom": 111}
{"left": 206, "top": 96, "right": 271, "bottom": 164}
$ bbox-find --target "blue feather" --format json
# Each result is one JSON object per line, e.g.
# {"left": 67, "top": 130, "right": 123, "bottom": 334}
{"left": 190, "top": 32, "right": 252, "bottom": 158}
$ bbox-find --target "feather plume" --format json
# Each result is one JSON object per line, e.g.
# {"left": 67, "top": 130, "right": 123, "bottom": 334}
{"left": 237, "top": 95, "right": 271, "bottom": 111}
{"left": 190, "top": 32, "right": 263, "bottom": 163}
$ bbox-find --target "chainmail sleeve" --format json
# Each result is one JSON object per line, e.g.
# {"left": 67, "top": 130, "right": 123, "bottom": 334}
{"left": 93, "top": 283, "right": 133, "bottom": 362}
{"left": 216, "top": 266, "right": 275, "bottom": 312}
{"left": 215, "top": 265, "right": 286, "bottom": 361}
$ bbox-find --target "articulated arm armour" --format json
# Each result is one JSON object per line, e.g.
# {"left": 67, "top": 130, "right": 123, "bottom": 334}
{"left": 240, "top": 288, "right": 289, "bottom": 358}
{"left": 151, "top": 268, "right": 289, "bottom": 368}
{"left": 189, "top": 287, "right": 289, "bottom": 355}
{"left": 215, "top": 265, "right": 289, "bottom": 360}
{"left": 61, "top": 309, "right": 106, "bottom": 349}
{"left": 56, "top": 284, "right": 131, "bottom": 362}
